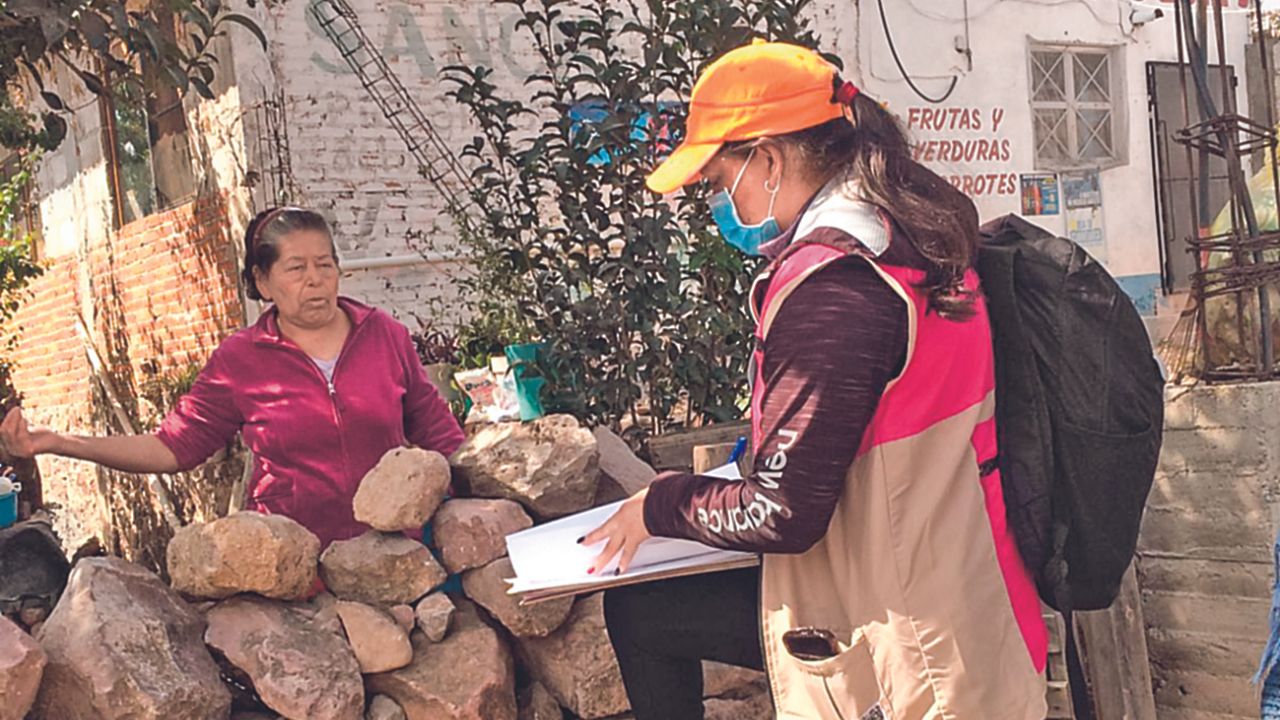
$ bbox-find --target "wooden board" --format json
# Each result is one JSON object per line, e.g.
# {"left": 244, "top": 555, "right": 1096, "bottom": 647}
{"left": 693, "top": 442, "right": 738, "bottom": 474}
{"left": 1075, "top": 564, "right": 1158, "bottom": 720}
{"left": 647, "top": 421, "right": 750, "bottom": 471}
{"left": 1044, "top": 607, "right": 1075, "bottom": 719}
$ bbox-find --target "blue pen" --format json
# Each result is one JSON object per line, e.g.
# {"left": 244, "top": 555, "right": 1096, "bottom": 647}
{"left": 729, "top": 436, "right": 748, "bottom": 464}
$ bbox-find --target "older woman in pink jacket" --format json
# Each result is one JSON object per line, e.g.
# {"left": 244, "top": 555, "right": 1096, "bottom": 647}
{"left": 0, "top": 207, "right": 464, "bottom": 548}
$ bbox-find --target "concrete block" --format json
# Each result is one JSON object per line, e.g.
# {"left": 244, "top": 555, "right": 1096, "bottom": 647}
{"left": 1162, "top": 391, "right": 1200, "bottom": 432}
{"left": 1139, "top": 507, "right": 1274, "bottom": 557}
{"left": 1167, "top": 382, "right": 1280, "bottom": 432}
{"left": 1152, "top": 668, "right": 1260, "bottom": 717}
{"left": 1140, "top": 591, "right": 1269, "bottom": 639}
{"left": 1159, "top": 427, "right": 1270, "bottom": 474}
{"left": 1145, "top": 628, "right": 1265, "bottom": 679}
{"left": 1138, "top": 556, "right": 1272, "bottom": 598}
{"left": 1147, "top": 471, "right": 1271, "bottom": 517}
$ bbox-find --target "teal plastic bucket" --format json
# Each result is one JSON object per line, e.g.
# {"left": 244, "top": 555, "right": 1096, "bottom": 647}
{"left": 0, "top": 487, "right": 19, "bottom": 529}
{"left": 504, "top": 343, "right": 546, "bottom": 422}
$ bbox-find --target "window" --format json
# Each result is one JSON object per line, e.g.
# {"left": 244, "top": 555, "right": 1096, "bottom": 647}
{"left": 1030, "top": 45, "right": 1124, "bottom": 169}
{"left": 100, "top": 11, "right": 196, "bottom": 227}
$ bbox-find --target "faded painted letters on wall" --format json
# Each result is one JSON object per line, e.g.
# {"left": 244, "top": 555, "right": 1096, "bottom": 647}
{"left": 906, "top": 106, "right": 1018, "bottom": 198}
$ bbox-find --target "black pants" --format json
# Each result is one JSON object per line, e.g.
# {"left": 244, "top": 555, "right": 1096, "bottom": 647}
{"left": 603, "top": 567, "right": 765, "bottom": 720}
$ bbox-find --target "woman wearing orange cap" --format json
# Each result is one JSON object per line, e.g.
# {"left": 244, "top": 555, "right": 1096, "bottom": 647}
{"left": 583, "top": 41, "right": 1049, "bottom": 719}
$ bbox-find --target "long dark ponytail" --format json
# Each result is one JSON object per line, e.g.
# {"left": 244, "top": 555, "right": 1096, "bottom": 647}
{"left": 780, "top": 81, "right": 981, "bottom": 320}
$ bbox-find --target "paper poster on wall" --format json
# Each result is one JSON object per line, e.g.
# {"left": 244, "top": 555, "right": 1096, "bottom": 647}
{"left": 1067, "top": 205, "right": 1107, "bottom": 262}
{"left": 1061, "top": 169, "right": 1102, "bottom": 209}
{"left": 1020, "top": 173, "right": 1060, "bottom": 216}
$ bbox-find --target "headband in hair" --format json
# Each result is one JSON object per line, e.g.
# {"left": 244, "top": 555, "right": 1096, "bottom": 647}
{"left": 248, "top": 206, "right": 305, "bottom": 251}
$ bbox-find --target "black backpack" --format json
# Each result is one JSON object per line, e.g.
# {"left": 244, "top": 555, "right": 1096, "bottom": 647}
{"left": 976, "top": 214, "right": 1164, "bottom": 612}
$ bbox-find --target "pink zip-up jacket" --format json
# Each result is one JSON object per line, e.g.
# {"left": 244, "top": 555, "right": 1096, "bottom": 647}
{"left": 155, "top": 297, "right": 465, "bottom": 548}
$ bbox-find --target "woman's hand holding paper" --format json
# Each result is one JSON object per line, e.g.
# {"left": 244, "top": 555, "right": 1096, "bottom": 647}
{"left": 582, "top": 488, "right": 651, "bottom": 575}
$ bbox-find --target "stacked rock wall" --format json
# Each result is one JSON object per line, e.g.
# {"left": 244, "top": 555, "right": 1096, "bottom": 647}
{"left": 0, "top": 415, "right": 770, "bottom": 719}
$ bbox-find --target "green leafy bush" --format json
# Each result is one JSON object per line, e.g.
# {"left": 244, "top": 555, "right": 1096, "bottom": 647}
{"left": 444, "top": 0, "right": 834, "bottom": 434}
{"left": 0, "top": 157, "right": 44, "bottom": 414}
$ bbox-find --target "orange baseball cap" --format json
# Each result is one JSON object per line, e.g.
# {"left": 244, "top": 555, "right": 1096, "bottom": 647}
{"left": 646, "top": 39, "right": 847, "bottom": 194}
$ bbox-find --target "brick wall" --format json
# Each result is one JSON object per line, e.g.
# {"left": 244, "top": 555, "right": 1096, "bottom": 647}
{"left": 14, "top": 195, "right": 245, "bottom": 567}
{"left": 1139, "top": 383, "right": 1280, "bottom": 719}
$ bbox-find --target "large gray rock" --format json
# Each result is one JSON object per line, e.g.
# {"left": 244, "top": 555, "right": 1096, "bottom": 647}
{"left": 517, "top": 682, "right": 562, "bottom": 720}
{"left": 30, "top": 557, "right": 231, "bottom": 720}
{"left": 452, "top": 415, "right": 600, "bottom": 519}
{"left": 320, "top": 532, "right": 446, "bottom": 605}
{"left": 0, "top": 615, "right": 45, "bottom": 720}
{"left": 336, "top": 601, "right": 413, "bottom": 674}
{"left": 205, "top": 595, "right": 364, "bottom": 720}
{"left": 366, "top": 694, "right": 407, "bottom": 720}
{"left": 354, "top": 448, "right": 451, "bottom": 532}
{"left": 367, "top": 601, "right": 516, "bottom": 720}
{"left": 433, "top": 498, "right": 532, "bottom": 574}
{"left": 167, "top": 511, "right": 320, "bottom": 601}
{"left": 414, "top": 593, "right": 455, "bottom": 643}
{"left": 592, "top": 426, "right": 655, "bottom": 496}
{"left": 517, "top": 594, "right": 628, "bottom": 719}
{"left": 462, "top": 557, "right": 572, "bottom": 638}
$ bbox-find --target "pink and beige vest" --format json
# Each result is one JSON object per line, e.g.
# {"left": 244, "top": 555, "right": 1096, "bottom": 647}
{"left": 750, "top": 223, "right": 1049, "bottom": 719}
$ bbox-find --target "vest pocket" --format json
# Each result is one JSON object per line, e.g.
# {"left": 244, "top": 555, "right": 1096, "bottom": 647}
{"left": 787, "top": 630, "right": 892, "bottom": 720}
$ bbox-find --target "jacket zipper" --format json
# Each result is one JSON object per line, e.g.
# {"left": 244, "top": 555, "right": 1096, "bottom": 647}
{"left": 273, "top": 319, "right": 369, "bottom": 478}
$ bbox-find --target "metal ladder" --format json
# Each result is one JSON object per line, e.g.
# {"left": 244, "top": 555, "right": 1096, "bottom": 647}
{"left": 308, "top": 0, "right": 479, "bottom": 233}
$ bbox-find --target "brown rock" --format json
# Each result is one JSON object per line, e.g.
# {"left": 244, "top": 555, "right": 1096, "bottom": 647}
{"left": 26, "top": 620, "right": 42, "bottom": 637}
{"left": 354, "top": 448, "right": 451, "bottom": 532}
{"left": 433, "top": 499, "right": 533, "bottom": 574}
{"left": 336, "top": 601, "right": 413, "bottom": 674}
{"left": 30, "top": 557, "right": 231, "bottom": 720}
{"left": 517, "top": 594, "right": 629, "bottom": 719}
{"left": 294, "top": 591, "right": 345, "bottom": 637}
{"left": 592, "top": 426, "right": 655, "bottom": 496}
{"left": 367, "top": 601, "right": 516, "bottom": 720}
{"left": 205, "top": 595, "right": 364, "bottom": 720}
{"left": 702, "top": 661, "right": 767, "bottom": 698}
{"left": 462, "top": 558, "right": 572, "bottom": 638}
{"left": 167, "top": 511, "right": 320, "bottom": 600}
{"left": 389, "top": 605, "right": 415, "bottom": 633}
{"left": 414, "top": 593, "right": 455, "bottom": 643}
{"left": 366, "top": 694, "right": 407, "bottom": 720}
{"left": 321, "top": 531, "right": 447, "bottom": 605}
{"left": 452, "top": 415, "right": 600, "bottom": 519}
{"left": 231, "top": 713, "right": 281, "bottom": 720}
{"left": 0, "top": 615, "right": 45, "bottom": 720}
{"left": 517, "top": 682, "right": 562, "bottom": 720}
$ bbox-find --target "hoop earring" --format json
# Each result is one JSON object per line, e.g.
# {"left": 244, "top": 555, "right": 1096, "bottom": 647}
{"left": 764, "top": 177, "right": 780, "bottom": 193}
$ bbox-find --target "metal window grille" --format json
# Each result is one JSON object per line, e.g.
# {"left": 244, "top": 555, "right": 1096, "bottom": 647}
{"left": 1030, "top": 47, "right": 1117, "bottom": 167}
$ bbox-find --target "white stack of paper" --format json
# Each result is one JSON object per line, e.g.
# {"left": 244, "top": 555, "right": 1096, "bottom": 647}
{"left": 504, "top": 463, "right": 759, "bottom": 603}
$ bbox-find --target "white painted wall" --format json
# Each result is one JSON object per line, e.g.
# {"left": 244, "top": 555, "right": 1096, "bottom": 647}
{"left": 855, "top": 0, "right": 1252, "bottom": 297}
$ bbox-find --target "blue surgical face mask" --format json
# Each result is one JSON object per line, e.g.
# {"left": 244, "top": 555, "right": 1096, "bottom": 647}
{"left": 709, "top": 148, "right": 781, "bottom": 256}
